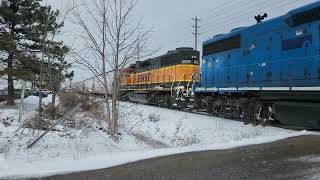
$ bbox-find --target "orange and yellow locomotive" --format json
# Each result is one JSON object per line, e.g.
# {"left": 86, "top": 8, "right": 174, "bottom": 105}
{"left": 121, "top": 47, "right": 200, "bottom": 106}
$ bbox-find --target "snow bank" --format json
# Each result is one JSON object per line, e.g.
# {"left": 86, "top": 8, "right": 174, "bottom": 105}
{"left": 0, "top": 100, "right": 316, "bottom": 179}
{"left": 119, "top": 102, "right": 309, "bottom": 148}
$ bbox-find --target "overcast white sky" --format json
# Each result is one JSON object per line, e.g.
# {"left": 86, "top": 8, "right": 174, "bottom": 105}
{"left": 135, "top": 0, "right": 318, "bottom": 51}
{"left": 47, "top": 0, "right": 318, "bottom": 81}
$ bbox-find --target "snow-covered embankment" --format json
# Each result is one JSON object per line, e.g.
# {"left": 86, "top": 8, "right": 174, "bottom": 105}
{"left": 0, "top": 99, "right": 314, "bottom": 179}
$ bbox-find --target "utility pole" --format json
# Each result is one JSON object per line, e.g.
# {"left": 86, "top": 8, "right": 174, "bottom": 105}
{"left": 192, "top": 17, "right": 200, "bottom": 51}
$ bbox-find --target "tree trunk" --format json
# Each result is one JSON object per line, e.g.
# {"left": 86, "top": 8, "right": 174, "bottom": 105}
{"left": 7, "top": 54, "right": 15, "bottom": 106}
{"left": 18, "top": 80, "right": 26, "bottom": 122}
{"left": 103, "top": 83, "right": 111, "bottom": 133}
{"left": 51, "top": 90, "right": 56, "bottom": 119}
{"left": 38, "top": 39, "right": 46, "bottom": 117}
{"left": 111, "top": 72, "right": 119, "bottom": 135}
{"left": 101, "top": 58, "right": 111, "bottom": 133}
{"left": 110, "top": 18, "right": 121, "bottom": 136}
{"left": 101, "top": 6, "right": 111, "bottom": 134}
{"left": 38, "top": 77, "right": 43, "bottom": 117}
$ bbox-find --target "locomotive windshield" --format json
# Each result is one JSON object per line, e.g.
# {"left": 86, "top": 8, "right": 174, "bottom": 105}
{"left": 203, "top": 35, "right": 241, "bottom": 56}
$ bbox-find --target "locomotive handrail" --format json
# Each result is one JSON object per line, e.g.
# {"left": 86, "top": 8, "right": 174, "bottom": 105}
{"left": 186, "top": 72, "right": 197, "bottom": 97}
{"left": 191, "top": 73, "right": 198, "bottom": 91}
{"left": 170, "top": 82, "right": 175, "bottom": 96}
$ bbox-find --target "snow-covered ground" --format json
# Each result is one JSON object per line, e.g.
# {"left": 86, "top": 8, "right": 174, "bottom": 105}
{"left": 120, "top": 103, "right": 305, "bottom": 148}
{"left": 0, "top": 97, "right": 315, "bottom": 179}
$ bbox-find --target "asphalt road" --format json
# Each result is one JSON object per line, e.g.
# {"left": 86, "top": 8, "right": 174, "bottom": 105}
{"left": 32, "top": 135, "right": 320, "bottom": 180}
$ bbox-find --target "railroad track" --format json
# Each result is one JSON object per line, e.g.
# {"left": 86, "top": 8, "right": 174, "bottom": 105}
{"left": 79, "top": 91, "right": 308, "bottom": 131}
{"left": 125, "top": 101, "right": 308, "bottom": 131}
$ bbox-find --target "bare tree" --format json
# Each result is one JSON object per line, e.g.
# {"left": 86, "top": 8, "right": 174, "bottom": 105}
{"left": 72, "top": 0, "right": 150, "bottom": 136}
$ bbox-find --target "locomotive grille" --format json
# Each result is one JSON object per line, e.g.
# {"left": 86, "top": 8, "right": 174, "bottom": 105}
{"left": 291, "top": 6, "right": 320, "bottom": 26}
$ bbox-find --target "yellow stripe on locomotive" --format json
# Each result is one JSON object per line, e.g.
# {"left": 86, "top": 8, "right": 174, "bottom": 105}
{"left": 123, "top": 64, "right": 200, "bottom": 86}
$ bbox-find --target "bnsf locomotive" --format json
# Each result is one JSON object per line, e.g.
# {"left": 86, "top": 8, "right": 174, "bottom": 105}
{"left": 121, "top": 47, "right": 200, "bottom": 106}
{"left": 121, "top": 2, "right": 320, "bottom": 130}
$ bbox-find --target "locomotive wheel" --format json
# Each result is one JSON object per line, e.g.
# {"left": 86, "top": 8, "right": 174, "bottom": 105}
{"left": 164, "top": 95, "right": 173, "bottom": 108}
{"left": 206, "top": 102, "right": 213, "bottom": 114}
{"left": 243, "top": 101, "right": 262, "bottom": 126}
{"left": 254, "top": 107, "right": 265, "bottom": 126}
{"left": 259, "top": 106, "right": 273, "bottom": 127}
{"left": 253, "top": 105, "right": 274, "bottom": 127}
{"left": 243, "top": 102, "right": 254, "bottom": 125}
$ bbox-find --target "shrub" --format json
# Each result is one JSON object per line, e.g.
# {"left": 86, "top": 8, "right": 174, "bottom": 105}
{"left": 59, "top": 90, "right": 105, "bottom": 120}
{"left": 22, "top": 116, "right": 52, "bottom": 131}
{"left": 148, "top": 114, "right": 160, "bottom": 122}
{"left": 59, "top": 90, "right": 80, "bottom": 111}
{"left": 0, "top": 117, "right": 14, "bottom": 127}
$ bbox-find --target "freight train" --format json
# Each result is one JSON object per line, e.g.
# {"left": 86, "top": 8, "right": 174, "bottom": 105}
{"left": 121, "top": 2, "right": 320, "bottom": 130}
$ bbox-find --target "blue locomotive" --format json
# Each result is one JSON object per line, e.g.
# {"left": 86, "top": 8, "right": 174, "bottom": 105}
{"left": 194, "top": 2, "right": 320, "bottom": 129}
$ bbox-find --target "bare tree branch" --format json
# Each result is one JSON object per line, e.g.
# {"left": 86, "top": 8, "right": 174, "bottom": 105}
{"left": 71, "top": 0, "right": 152, "bottom": 137}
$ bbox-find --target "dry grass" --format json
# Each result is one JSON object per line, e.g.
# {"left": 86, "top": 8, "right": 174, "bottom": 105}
{"left": 59, "top": 90, "right": 105, "bottom": 120}
{"left": 59, "top": 90, "right": 80, "bottom": 111}
{"left": 22, "top": 116, "right": 52, "bottom": 131}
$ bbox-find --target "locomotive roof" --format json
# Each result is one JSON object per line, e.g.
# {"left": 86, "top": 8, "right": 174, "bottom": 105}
{"left": 143, "top": 47, "right": 195, "bottom": 62}
{"left": 127, "top": 47, "right": 197, "bottom": 68}
{"left": 164, "top": 47, "right": 194, "bottom": 55}
{"left": 203, "top": 1, "right": 320, "bottom": 46}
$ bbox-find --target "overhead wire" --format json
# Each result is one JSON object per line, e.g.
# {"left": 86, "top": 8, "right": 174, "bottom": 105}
{"left": 167, "top": 0, "right": 316, "bottom": 54}
{"left": 200, "top": 0, "right": 286, "bottom": 32}
{"left": 200, "top": 0, "right": 256, "bottom": 22}
{"left": 173, "top": 0, "right": 242, "bottom": 45}
{"left": 174, "top": 0, "right": 273, "bottom": 47}
{"left": 180, "top": 0, "right": 235, "bottom": 25}
{"left": 199, "top": 0, "right": 314, "bottom": 36}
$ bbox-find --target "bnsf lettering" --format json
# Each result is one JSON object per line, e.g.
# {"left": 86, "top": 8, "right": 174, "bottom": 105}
{"left": 137, "top": 73, "right": 152, "bottom": 83}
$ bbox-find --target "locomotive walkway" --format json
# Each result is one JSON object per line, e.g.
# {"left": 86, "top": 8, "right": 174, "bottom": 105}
{"left": 33, "top": 135, "right": 320, "bottom": 180}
